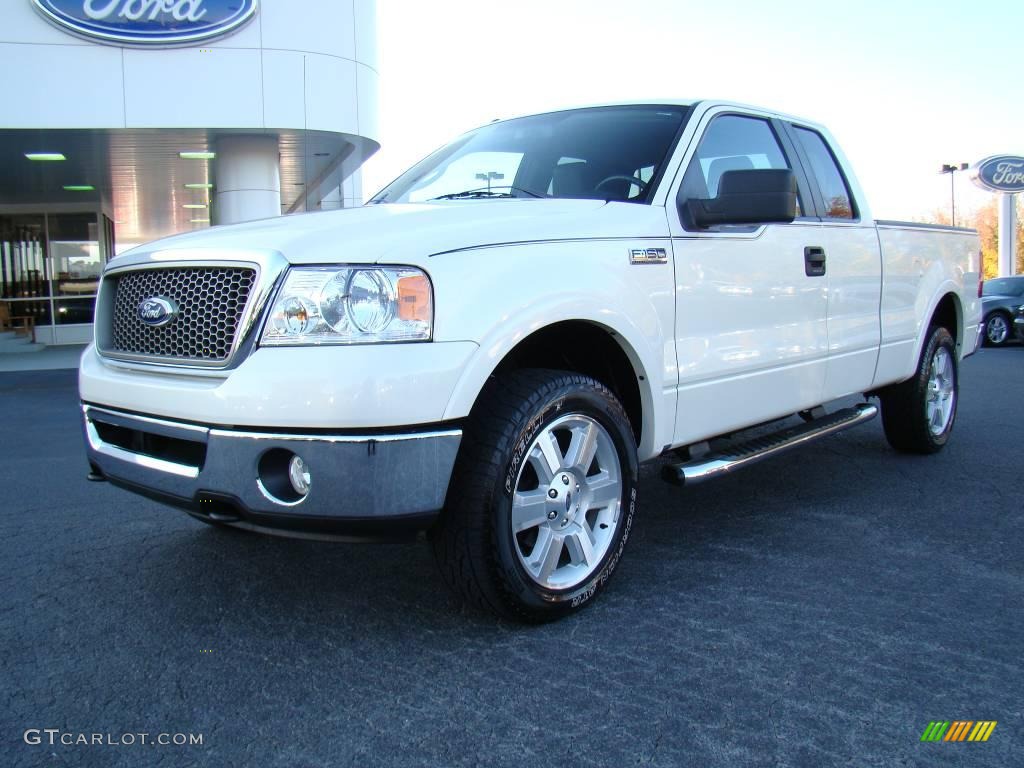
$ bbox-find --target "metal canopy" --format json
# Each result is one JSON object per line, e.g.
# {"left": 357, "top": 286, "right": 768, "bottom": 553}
{"left": 0, "top": 128, "right": 375, "bottom": 249}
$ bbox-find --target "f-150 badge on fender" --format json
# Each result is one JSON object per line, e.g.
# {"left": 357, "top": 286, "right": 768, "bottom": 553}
{"left": 629, "top": 247, "right": 668, "bottom": 264}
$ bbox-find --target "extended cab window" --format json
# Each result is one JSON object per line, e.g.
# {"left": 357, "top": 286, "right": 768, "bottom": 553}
{"left": 793, "top": 127, "right": 855, "bottom": 220}
{"left": 680, "top": 115, "right": 803, "bottom": 217}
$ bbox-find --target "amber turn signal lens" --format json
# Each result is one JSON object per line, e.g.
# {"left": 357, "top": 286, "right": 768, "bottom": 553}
{"left": 397, "top": 274, "right": 431, "bottom": 323}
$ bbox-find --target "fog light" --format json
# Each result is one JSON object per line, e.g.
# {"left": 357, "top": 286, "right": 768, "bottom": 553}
{"left": 288, "top": 455, "right": 311, "bottom": 496}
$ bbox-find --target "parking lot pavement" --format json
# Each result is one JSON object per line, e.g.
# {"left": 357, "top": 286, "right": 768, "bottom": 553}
{"left": 2, "top": 348, "right": 1021, "bottom": 768}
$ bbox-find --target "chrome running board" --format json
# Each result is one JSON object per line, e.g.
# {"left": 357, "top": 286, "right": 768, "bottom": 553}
{"left": 661, "top": 403, "right": 878, "bottom": 486}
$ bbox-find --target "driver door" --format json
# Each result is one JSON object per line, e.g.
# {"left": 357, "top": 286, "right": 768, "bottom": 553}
{"left": 667, "top": 110, "right": 829, "bottom": 445}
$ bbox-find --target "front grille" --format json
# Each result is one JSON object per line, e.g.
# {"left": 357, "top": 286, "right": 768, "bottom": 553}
{"left": 107, "top": 267, "right": 256, "bottom": 363}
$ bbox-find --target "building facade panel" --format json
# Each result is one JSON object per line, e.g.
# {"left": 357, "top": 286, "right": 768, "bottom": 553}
{"left": 1, "top": 42, "right": 126, "bottom": 129}
{"left": 258, "top": 0, "right": 358, "bottom": 61}
{"left": 357, "top": 64, "right": 381, "bottom": 150}
{"left": 304, "top": 53, "right": 360, "bottom": 136}
{"left": 259, "top": 49, "right": 307, "bottom": 130}
{"left": 354, "top": 0, "right": 379, "bottom": 72}
{"left": 123, "top": 47, "right": 265, "bottom": 129}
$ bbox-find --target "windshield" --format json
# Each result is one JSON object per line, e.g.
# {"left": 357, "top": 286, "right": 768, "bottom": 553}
{"left": 982, "top": 277, "right": 1024, "bottom": 297}
{"left": 370, "top": 105, "right": 690, "bottom": 205}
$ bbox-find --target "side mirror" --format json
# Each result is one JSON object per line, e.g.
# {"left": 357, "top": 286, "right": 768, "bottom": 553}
{"left": 681, "top": 168, "right": 797, "bottom": 229}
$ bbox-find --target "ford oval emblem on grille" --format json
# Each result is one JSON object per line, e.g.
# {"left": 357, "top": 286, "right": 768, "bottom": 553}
{"left": 138, "top": 297, "right": 178, "bottom": 327}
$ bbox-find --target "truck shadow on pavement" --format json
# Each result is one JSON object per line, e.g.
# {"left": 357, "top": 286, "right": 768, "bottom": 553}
{"left": 118, "top": 418, "right": 968, "bottom": 641}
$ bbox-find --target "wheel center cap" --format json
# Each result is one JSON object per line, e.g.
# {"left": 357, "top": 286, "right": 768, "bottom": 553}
{"left": 548, "top": 471, "right": 585, "bottom": 526}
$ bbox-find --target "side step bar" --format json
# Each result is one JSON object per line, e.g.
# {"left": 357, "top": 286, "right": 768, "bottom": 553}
{"left": 661, "top": 403, "right": 878, "bottom": 486}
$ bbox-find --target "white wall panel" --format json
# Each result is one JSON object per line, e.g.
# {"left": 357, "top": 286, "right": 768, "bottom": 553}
{"left": 304, "top": 53, "right": 359, "bottom": 135}
{"left": 1, "top": 1, "right": 376, "bottom": 137}
{"left": 0, "top": 2, "right": 83, "bottom": 45}
{"left": 0, "top": 43, "right": 125, "bottom": 128}
{"left": 356, "top": 65, "right": 380, "bottom": 140}
{"left": 123, "top": 48, "right": 263, "bottom": 128}
{"left": 261, "top": 49, "right": 306, "bottom": 129}
{"left": 353, "top": 0, "right": 379, "bottom": 71}
{"left": 259, "top": 0, "right": 356, "bottom": 60}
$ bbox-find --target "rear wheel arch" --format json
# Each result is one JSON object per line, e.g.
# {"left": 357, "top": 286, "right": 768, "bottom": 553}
{"left": 928, "top": 292, "right": 961, "bottom": 351}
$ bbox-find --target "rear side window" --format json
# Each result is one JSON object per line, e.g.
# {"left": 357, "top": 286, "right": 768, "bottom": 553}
{"left": 794, "top": 127, "right": 855, "bottom": 220}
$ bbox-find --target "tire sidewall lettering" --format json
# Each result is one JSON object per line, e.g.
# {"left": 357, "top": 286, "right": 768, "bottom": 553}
{"left": 503, "top": 396, "right": 565, "bottom": 496}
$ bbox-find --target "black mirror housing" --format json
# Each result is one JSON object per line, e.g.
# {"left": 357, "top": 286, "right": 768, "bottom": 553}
{"left": 681, "top": 168, "right": 797, "bottom": 229}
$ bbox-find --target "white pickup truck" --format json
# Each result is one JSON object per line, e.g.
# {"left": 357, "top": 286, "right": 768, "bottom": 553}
{"left": 81, "top": 101, "right": 982, "bottom": 621}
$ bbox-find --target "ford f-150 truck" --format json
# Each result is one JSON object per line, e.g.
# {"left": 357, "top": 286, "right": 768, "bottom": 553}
{"left": 80, "top": 101, "right": 982, "bottom": 622}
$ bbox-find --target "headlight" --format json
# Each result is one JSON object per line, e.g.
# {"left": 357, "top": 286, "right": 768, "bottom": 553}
{"left": 260, "top": 266, "right": 432, "bottom": 346}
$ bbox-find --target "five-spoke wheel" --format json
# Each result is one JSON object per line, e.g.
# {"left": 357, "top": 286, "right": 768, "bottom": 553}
{"left": 984, "top": 313, "right": 1010, "bottom": 347}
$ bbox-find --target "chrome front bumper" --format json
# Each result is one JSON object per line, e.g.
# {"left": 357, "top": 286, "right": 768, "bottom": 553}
{"left": 82, "top": 404, "right": 461, "bottom": 535}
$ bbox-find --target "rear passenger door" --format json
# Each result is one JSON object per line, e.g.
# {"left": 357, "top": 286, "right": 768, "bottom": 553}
{"left": 782, "top": 123, "right": 882, "bottom": 401}
{"left": 666, "top": 108, "right": 828, "bottom": 445}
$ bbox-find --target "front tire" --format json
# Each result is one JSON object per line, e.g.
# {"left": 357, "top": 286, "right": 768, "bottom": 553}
{"left": 983, "top": 312, "right": 1011, "bottom": 347}
{"left": 879, "top": 326, "right": 958, "bottom": 454}
{"left": 431, "top": 369, "right": 638, "bottom": 623}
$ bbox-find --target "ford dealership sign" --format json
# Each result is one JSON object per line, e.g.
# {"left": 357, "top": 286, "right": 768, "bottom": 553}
{"left": 32, "top": 0, "right": 258, "bottom": 46}
{"left": 971, "top": 155, "right": 1024, "bottom": 194}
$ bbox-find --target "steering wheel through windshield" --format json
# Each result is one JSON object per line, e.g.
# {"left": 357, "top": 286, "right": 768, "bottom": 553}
{"left": 594, "top": 174, "right": 649, "bottom": 199}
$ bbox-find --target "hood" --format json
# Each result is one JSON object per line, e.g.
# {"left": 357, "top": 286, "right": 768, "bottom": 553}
{"left": 115, "top": 200, "right": 661, "bottom": 267}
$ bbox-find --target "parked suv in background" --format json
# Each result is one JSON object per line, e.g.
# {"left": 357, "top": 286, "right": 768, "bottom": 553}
{"left": 981, "top": 276, "right": 1024, "bottom": 346}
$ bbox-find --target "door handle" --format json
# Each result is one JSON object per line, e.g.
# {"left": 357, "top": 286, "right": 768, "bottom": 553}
{"left": 804, "top": 246, "right": 826, "bottom": 277}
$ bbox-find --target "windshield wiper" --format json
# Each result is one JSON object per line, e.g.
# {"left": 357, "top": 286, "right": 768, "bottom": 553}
{"left": 430, "top": 185, "right": 545, "bottom": 201}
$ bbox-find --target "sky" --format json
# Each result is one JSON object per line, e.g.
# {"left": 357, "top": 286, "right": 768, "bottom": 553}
{"left": 359, "top": 0, "right": 1023, "bottom": 223}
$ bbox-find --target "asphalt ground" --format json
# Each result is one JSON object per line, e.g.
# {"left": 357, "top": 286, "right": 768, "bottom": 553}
{"left": 1, "top": 346, "right": 1021, "bottom": 767}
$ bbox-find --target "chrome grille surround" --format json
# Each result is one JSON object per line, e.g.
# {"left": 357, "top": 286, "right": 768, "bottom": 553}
{"left": 95, "top": 249, "right": 288, "bottom": 370}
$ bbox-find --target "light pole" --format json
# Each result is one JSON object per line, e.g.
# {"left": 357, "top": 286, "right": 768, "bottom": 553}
{"left": 940, "top": 163, "right": 968, "bottom": 226}
{"left": 475, "top": 171, "right": 504, "bottom": 192}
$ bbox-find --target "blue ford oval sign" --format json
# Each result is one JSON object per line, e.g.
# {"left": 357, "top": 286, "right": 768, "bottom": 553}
{"left": 32, "top": 0, "right": 258, "bottom": 46}
{"left": 138, "top": 297, "right": 178, "bottom": 327}
{"left": 971, "top": 155, "right": 1024, "bottom": 194}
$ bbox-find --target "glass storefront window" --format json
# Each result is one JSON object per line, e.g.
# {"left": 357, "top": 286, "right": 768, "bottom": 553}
{"left": 54, "top": 297, "right": 96, "bottom": 325}
{"left": 0, "top": 211, "right": 109, "bottom": 336}
{"left": 3, "top": 298, "right": 51, "bottom": 326}
{"left": 0, "top": 214, "right": 48, "bottom": 299}
{"left": 50, "top": 213, "right": 102, "bottom": 297}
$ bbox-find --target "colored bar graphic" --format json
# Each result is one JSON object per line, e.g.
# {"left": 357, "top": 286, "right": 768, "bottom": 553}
{"left": 921, "top": 720, "right": 996, "bottom": 743}
{"left": 945, "top": 721, "right": 972, "bottom": 741}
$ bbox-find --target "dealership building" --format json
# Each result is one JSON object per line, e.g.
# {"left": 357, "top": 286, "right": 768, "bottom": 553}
{"left": 0, "top": 0, "right": 379, "bottom": 346}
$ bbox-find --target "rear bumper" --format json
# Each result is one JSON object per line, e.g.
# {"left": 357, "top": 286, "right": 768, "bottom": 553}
{"left": 82, "top": 404, "right": 461, "bottom": 538}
